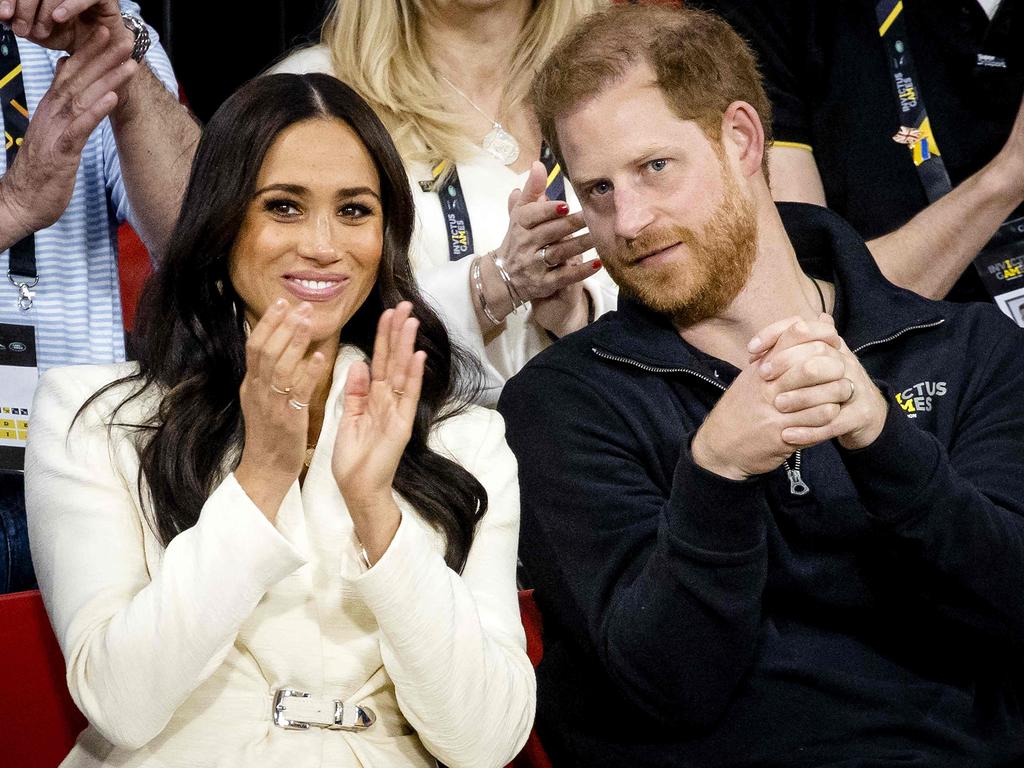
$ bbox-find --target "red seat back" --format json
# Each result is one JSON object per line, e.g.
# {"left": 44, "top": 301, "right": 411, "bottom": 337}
{"left": 511, "top": 589, "right": 552, "bottom": 768}
{"left": 0, "top": 589, "right": 86, "bottom": 767}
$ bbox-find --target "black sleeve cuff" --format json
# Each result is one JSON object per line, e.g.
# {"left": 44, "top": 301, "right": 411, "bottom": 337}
{"left": 666, "top": 432, "right": 768, "bottom": 558}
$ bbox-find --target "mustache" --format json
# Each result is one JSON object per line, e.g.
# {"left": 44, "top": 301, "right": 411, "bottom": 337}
{"left": 621, "top": 225, "right": 701, "bottom": 263}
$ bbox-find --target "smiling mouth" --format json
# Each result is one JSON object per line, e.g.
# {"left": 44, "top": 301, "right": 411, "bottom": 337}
{"left": 282, "top": 275, "right": 350, "bottom": 300}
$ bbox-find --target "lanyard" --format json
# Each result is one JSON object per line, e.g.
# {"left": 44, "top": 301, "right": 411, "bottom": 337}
{"left": 0, "top": 26, "right": 36, "bottom": 310}
{"left": 875, "top": 0, "right": 1024, "bottom": 316}
{"left": 875, "top": 0, "right": 953, "bottom": 203}
{"left": 425, "top": 142, "right": 567, "bottom": 262}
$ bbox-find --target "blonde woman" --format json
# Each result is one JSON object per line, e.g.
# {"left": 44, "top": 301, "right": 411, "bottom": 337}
{"left": 275, "top": 0, "right": 615, "bottom": 404}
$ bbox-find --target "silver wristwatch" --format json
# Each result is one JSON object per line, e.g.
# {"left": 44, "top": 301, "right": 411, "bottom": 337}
{"left": 120, "top": 13, "right": 151, "bottom": 63}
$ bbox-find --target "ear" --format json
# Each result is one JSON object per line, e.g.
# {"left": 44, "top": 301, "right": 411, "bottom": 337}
{"left": 721, "top": 101, "right": 765, "bottom": 179}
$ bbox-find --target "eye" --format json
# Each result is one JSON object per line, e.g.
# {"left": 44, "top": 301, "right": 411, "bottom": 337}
{"left": 340, "top": 202, "right": 375, "bottom": 219}
{"left": 588, "top": 180, "right": 612, "bottom": 198}
{"left": 647, "top": 158, "right": 669, "bottom": 172}
{"left": 264, "top": 198, "right": 300, "bottom": 217}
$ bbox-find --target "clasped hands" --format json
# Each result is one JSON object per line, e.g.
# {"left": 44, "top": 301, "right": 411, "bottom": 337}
{"left": 692, "top": 314, "right": 889, "bottom": 482}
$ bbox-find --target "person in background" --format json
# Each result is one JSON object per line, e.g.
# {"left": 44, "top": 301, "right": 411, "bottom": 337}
{"left": 499, "top": 5, "right": 1024, "bottom": 765}
{"left": 274, "top": 0, "right": 617, "bottom": 404}
{"left": 0, "top": 0, "right": 198, "bottom": 594}
{"left": 26, "top": 72, "right": 533, "bottom": 767}
{"left": 700, "top": 0, "right": 1024, "bottom": 314}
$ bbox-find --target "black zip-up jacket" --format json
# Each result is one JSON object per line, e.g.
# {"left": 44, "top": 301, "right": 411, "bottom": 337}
{"left": 498, "top": 204, "right": 1024, "bottom": 767}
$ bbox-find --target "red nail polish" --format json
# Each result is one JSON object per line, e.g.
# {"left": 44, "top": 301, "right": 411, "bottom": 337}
{"left": 556, "top": 203, "right": 570, "bottom": 216}
{"left": 592, "top": 259, "right": 602, "bottom": 270}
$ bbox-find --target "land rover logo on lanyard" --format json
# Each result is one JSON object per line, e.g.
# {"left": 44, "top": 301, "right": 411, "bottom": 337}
{"left": 875, "top": 0, "right": 1024, "bottom": 326}
{"left": 0, "top": 24, "right": 39, "bottom": 474}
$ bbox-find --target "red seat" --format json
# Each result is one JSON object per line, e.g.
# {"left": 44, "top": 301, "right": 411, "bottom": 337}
{"left": 510, "top": 589, "right": 552, "bottom": 768}
{"left": 0, "top": 589, "right": 87, "bottom": 767}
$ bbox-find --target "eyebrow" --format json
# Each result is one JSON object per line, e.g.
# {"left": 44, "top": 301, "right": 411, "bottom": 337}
{"left": 254, "top": 183, "right": 381, "bottom": 201}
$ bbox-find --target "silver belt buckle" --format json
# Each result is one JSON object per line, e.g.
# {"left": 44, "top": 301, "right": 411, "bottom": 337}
{"left": 272, "top": 688, "right": 376, "bottom": 731}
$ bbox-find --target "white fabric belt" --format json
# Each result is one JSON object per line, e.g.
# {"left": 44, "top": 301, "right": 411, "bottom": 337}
{"left": 272, "top": 688, "right": 376, "bottom": 731}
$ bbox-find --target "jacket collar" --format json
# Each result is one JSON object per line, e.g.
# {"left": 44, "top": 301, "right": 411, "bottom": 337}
{"left": 590, "top": 202, "right": 945, "bottom": 369}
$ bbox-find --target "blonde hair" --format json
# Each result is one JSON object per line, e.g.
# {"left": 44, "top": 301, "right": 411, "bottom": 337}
{"left": 322, "top": 0, "right": 606, "bottom": 171}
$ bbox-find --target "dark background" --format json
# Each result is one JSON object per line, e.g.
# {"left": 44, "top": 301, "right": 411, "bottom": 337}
{"left": 137, "top": 0, "right": 333, "bottom": 122}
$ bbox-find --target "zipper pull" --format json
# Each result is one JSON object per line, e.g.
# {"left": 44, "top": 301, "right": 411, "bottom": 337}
{"left": 786, "top": 468, "right": 810, "bottom": 496}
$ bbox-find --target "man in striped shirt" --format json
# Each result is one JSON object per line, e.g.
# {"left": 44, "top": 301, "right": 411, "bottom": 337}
{"left": 0, "top": 0, "right": 199, "bottom": 592}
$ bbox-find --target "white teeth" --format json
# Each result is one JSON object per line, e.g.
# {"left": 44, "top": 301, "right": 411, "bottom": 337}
{"left": 294, "top": 279, "right": 336, "bottom": 290}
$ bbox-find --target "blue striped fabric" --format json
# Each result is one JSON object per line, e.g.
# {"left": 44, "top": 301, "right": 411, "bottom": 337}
{"left": 0, "top": 2, "right": 178, "bottom": 371}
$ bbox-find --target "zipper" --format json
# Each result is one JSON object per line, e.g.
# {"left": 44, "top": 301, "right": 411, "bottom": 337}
{"left": 782, "top": 451, "right": 810, "bottom": 496}
{"left": 591, "top": 347, "right": 727, "bottom": 391}
{"left": 852, "top": 319, "right": 945, "bottom": 354}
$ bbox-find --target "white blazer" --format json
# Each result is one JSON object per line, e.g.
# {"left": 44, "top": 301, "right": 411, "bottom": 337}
{"left": 25, "top": 346, "right": 535, "bottom": 768}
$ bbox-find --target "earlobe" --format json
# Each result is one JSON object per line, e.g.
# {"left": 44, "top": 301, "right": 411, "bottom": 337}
{"left": 722, "top": 101, "right": 765, "bottom": 178}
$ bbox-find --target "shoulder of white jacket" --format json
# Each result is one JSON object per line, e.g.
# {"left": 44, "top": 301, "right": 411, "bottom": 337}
{"left": 269, "top": 44, "right": 333, "bottom": 76}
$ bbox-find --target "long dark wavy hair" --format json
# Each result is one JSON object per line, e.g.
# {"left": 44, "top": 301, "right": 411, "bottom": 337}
{"left": 90, "top": 73, "right": 487, "bottom": 571}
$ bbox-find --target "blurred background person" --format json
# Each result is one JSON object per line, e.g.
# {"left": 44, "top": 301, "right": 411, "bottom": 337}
{"left": 26, "top": 73, "right": 533, "bottom": 767}
{"left": 701, "top": 0, "right": 1024, "bottom": 318}
{"left": 274, "top": 0, "right": 617, "bottom": 404}
{"left": 0, "top": 0, "right": 198, "bottom": 594}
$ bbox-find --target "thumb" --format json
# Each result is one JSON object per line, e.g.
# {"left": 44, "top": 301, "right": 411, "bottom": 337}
{"left": 519, "top": 160, "right": 548, "bottom": 205}
{"left": 507, "top": 187, "right": 522, "bottom": 216}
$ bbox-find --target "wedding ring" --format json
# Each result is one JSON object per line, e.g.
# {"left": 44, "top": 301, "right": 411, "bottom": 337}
{"left": 270, "top": 383, "right": 292, "bottom": 395}
{"left": 844, "top": 379, "right": 856, "bottom": 403}
{"left": 392, "top": 388, "right": 406, "bottom": 397}
{"left": 287, "top": 398, "right": 309, "bottom": 410}
{"left": 539, "top": 246, "right": 558, "bottom": 269}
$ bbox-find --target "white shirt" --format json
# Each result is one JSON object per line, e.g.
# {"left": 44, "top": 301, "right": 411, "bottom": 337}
{"left": 25, "top": 350, "right": 534, "bottom": 768}
{"left": 273, "top": 46, "right": 618, "bottom": 404}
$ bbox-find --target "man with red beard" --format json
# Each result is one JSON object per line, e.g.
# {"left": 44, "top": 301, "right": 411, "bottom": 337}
{"left": 497, "top": 5, "right": 1024, "bottom": 767}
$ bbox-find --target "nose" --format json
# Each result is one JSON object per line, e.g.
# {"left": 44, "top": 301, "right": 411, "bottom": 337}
{"left": 612, "top": 185, "right": 655, "bottom": 242}
{"left": 296, "top": 211, "right": 339, "bottom": 263}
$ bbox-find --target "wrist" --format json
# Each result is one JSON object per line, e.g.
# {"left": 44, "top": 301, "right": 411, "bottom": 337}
{"left": 981, "top": 150, "right": 1024, "bottom": 209}
{"left": 478, "top": 252, "right": 514, "bottom": 322}
{"left": 0, "top": 176, "right": 35, "bottom": 247}
{"left": 691, "top": 429, "right": 748, "bottom": 481}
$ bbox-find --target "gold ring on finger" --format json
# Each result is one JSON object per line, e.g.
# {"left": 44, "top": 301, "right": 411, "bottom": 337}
{"left": 287, "top": 398, "right": 310, "bottom": 410}
{"left": 270, "top": 383, "right": 292, "bottom": 395}
{"left": 844, "top": 378, "right": 856, "bottom": 403}
{"left": 539, "top": 246, "right": 559, "bottom": 269}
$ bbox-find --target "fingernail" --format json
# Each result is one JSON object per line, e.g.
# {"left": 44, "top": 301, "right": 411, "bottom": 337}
{"left": 592, "top": 259, "right": 602, "bottom": 270}
{"left": 274, "top": 298, "right": 287, "bottom": 309}
{"left": 759, "top": 361, "right": 771, "bottom": 377}
{"left": 0, "top": 3, "right": 11, "bottom": 17}
{"left": 53, "top": 6, "right": 67, "bottom": 20}
{"left": 556, "top": 203, "right": 570, "bottom": 216}
{"left": 13, "top": 19, "right": 27, "bottom": 35}
{"left": 747, "top": 336, "right": 762, "bottom": 352}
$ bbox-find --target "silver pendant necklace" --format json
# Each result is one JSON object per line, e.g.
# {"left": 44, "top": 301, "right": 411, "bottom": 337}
{"left": 438, "top": 74, "right": 520, "bottom": 166}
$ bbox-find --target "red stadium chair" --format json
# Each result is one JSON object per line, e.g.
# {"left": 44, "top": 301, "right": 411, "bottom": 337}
{"left": 510, "top": 589, "right": 552, "bottom": 768}
{"left": 0, "top": 589, "right": 86, "bottom": 767}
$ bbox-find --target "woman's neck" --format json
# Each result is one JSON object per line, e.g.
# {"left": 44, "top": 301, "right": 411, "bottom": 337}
{"left": 421, "top": 0, "right": 531, "bottom": 103}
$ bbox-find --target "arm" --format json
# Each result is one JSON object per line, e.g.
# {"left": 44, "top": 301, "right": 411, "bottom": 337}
{"left": 349, "top": 409, "right": 535, "bottom": 768}
{"left": 11, "top": 0, "right": 200, "bottom": 258}
{"left": 0, "top": 22, "right": 135, "bottom": 251}
{"left": 25, "top": 369, "right": 306, "bottom": 749}
{"left": 498, "top": 365, "right": 769, "bottom": 730}
{"left": 107, "top": 38, "right": 199, "bottom": 259}
{"left": 836, "top": 322, "right": 1024, "bottom": 642}
{"left": 769, "top": 113, "right": 1024, "bottom": 299}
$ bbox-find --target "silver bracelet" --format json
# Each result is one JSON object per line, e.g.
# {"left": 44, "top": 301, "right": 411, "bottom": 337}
{"left": 491, "top": 253, "right": 527, "bottom": 314}
{"left": 472, "top": 257, "right": 503, "bottom": 326}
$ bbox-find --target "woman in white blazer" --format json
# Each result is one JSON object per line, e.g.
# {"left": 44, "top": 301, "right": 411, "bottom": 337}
{"left": 25, "top": 73, "right": 535, "bottom": 768}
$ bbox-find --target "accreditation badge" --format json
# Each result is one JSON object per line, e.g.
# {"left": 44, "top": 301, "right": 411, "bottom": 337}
{"left": 0, "top": 322, "right": 37, "bottom": 473}
{"left": 973, "top": 216, "right": 1024, "bottom": 328}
